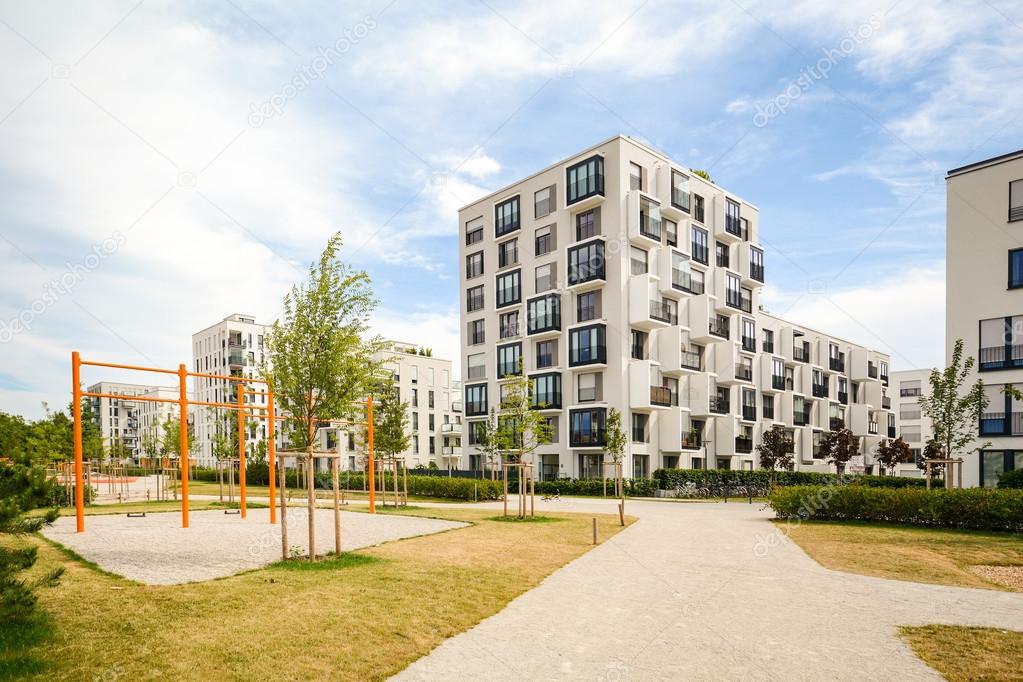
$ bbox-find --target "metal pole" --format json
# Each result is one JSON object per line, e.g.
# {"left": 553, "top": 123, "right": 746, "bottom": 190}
{"left": 238, "top": 384, "right": 247, "bottom": 518}
{"left": 268, "top": 391, "right": 276, "bottom": 524}
{"left": 72, "top": 352, "right": 85, "bottom": 533}
{"left": 178, "top": 364, "right": 189, "bottom": 529}
{"left": 367, "top": 396, "right": 376, "bottom": 514}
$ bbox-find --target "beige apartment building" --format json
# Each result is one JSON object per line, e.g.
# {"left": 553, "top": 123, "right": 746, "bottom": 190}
{"left": 891, "top": 368, "right": 932, "bottom": 477}
{"left": 87, "top": 381, "right": 179, "bottom": 460}
{"left": 457, "top": 135, "right": 892, "bottom": 480}
{"left": 947, "top": 149, "right": 1023, "bottom": 487}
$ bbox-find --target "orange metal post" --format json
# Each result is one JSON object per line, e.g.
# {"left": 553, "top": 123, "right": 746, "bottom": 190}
{"left": 367, "top": 396, "right": 375, "bottom": 514}
{"left": 238, "top": 383, "right": 247, "bottom": 518}
{"left": 268, "top": 390, "right": 276, "bottom": 524}
{"left": 178, "top": 363, "right": 189, "bottom": 528}
{"left": 71, "top": 352, "right": 85, "bottom": 533}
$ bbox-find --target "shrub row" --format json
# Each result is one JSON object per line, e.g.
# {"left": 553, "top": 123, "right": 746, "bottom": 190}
{"left": 998, "top": 469, "right": 1023, "bottom": 489}
{"left": 768, "top": 485, "right": 1023, "bottom": 532}
{"left": 506, "top": 477, "right": 658, "bottom": 498}
{"left": 652, "top": 468, "right": 934, "bottom": 490}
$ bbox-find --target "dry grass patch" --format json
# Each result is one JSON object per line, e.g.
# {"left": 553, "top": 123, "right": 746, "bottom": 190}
{"left": 2, "top": 506, "right": 629, "bottom": 680}
{"left": 901, "top": 625, "right": 1023, "bottom": 681}
{"left": 778, "top": 520, "right": 1023, "bottom": 590}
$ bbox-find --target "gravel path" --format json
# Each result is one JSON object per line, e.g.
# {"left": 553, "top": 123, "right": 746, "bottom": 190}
{"left": 394, "top": 498, "right": 1023, "bottom": 681}
{"left": 43, "top": 507, "right": 465, "bottom": 585}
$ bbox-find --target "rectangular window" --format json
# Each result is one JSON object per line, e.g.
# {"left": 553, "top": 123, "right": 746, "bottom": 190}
{"left": 569, "top": 408, "right": 606, "bottom": 447}
{"left": 467, "top": 353, "right": 486, "bottom": 380}
{"left": 577, "top": 291, "right": 601, "bottom": 322}
{"left": 465, "top": 216, "right": 484, "bottom": 245}
{"left": 498, "top": 238, "right": 518, "bottom": 268}
{"left": 763, "top": 394, "right": 775, "bottom": 420}
{"left": 741, "top": 318, "right": 756, "bottom": 353}
{"left": 569, "top": 324, "right": 606, "bottom": 366}
{"left": 629, "top": 162, "right": 643, "bottom": 191}
{"left": 631, "top": 412, "right": 649, "bottom": 443}
{"left": 499, "top": 311, "right": 520, "bottom": 339}
{"left": 566, "top": 155, "right": 605, "bottom": 205}
{"left": 575, "top": 208, "right": 600, "bottom": 241}
{"left": 577, "top": 372, "right": 602, "bottom": 402}
{"left": 534, "top": 185, "right": 555, "bottom": 219}
{"left": 464, "top": 383, "right": 487, "bottom": 416}
{"left": 496, "top": 270, "right": 521, "bottom": 308}
{"left": 630, "top": 246, "right": 648, "bottom": 276}
{"left": 465, "top": 251, "right": 483, "bottom": 279}
{"left": 726, "top": 273, "right": 742, "bottom": 308}
{"left": 495, "top": 196, "right": 520, "bottom": 237}
{"left": 535, "top": 262, "right": 556, "bottom": 293}
{"left": 725, "top": 199, "right": 742, "bottom": 237}
{"left": 536, "top": 339, "right": 557, "bottom": 369}
{"left": 715, "top": 242, "right": 729, "bottom": 268}
{"left": 693, "top": 194, "right": 705, "bottom": 223}
{"left": 428, "top": 391, "right": 435, "bottom": 409}
{"left": 665, "top": 218, "right": 678, "bottom": 247}
{"left": 466, "top": 285, "right": 484, "bottom": 312}
{"left": 468, "top": 319, "right": 485, "bottom": 345}
{"left": 1011, "top": 179, "right": 1023, "bottom": 222}
{"left": 630, "top": 330, "right": 646, "bottom": 360}
{"left": 691, "top": 227, "right": 708, "bottom": 264}
{"left": 671, "top": 170, "right": 690, "bottom": 212}
{"left": 527, "top": 294, "right": 560, "bottom": 334}
{"left": 1010, "top": 248, "right": 1023, "bottom": 289}
{"left": 670, "top": 251, "right": 692, "bottom": 291}
{"left": 535, "top": 224, "right": 555, "bottom": 256}
{"left": 568, "top": 240, "right": 605, "bottom": 285}
{"left": 531, "top": 372, "right": 562, "bottom": 409}
{"left": 750, "top": 246, "right": 764, "bottom": 282}
{"left": 497, "top": 343, "right": 522, "bottom": 378}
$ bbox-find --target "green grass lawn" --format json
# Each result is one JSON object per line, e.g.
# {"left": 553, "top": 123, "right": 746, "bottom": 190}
{"left": 778, "top": 520, "right": 1023, "bottom": 591}
{"left": 901, "top": 625, "right": 1023, "bottom": 681}
{"left": 2, "top": 506, "right": 630, "bottom": 680}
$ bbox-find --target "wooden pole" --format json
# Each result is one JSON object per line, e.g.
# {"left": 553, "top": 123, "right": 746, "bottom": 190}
{"left": 368, "top": 396, "right": 376, "bottom": 513}
{"left": 268, "top": 391, "right": 276, "bottom": 524}
{"left": 306, "top": 391, "right": 315, "bottom": 561}
{"left": 178, "top": 364, "right": 189, "bottom": 529}
{"left": 279, "top": 453, "right": 288, "bottom": 560}
{"left": 332, "top": 455, "right": 341, "bottom": 555}
{"left": 71, "top": 352, "right": 85, "bottom": 533}
{"left": 237, "top": 384, "right": 247, "bottom": 519}
{"left": 592, "top": 517, "right": 597, "bottom": 544}
{"left": 503, "top": 465, "right": 508, "bottom": 517}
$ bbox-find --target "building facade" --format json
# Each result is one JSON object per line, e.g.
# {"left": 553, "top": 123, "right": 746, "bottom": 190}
{"left": 191, "top": 313, "right": 270, "bottom": 466}
{"left": 947, "top": 149, "right": 1023, "bottom": 487}
{"left": 87, "top": 381, "right": 179, "bottom": 460}
{"left": 457, "top": 135, "right": 892, "bottom": 480}
{"left": 890, "top": 368, "right": 931, "bottom": 477}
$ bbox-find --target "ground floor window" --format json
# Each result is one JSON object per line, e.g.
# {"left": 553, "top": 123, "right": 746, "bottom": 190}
{"left": 691, "top": 456, "right": 705, "bottom": 470}
{"left": 981, "top": 450, "right": 1023, "bottom": 487}
{"left": 541, "top": 454, "right": 559, "bottom": 481}
{"left": 716, "top": 457, "right": 731, "bottom": 470}
{"left": 663, "top": 454, "right": 680, "bottom": 469}
{"left": 633, "top": 454, "right": 649, "bottom": 479}
{"left": 579, "top": 453, "right": 601, "bottom": 479}
{"left": 469, "top": 454, "right": 482, "bottom": 471}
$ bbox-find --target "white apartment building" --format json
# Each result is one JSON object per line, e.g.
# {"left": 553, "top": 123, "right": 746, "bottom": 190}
{"left": 891, "top": 368, "right": 932, "bottom": 477}
{"left": 458, "top": 135, "right": 892, "bottom": 480}
{"left": 947, "top": 149, "right": 1023, "bottom": 487}
{"left": 191, "top": 313, "right": 270, "bottom": 466}
{"left": 87, "top": 381, "right": 179, "bottom": 460}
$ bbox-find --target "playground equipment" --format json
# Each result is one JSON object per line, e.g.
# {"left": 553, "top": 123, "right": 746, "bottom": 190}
{"left": 502, "top": 461, "right": 536, "bottom": 519}
{"left": 924, "top": 458, "right": 964, "bottom": 490}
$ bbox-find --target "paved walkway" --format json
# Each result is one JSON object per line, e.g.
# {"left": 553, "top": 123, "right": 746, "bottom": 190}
{"left": 395, "top": 497, "right": 1023, "bottom": 681}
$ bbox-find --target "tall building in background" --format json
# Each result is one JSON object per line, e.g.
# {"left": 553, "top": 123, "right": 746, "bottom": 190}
{"left": 191, "top": 313, "right": 269, "bottom": 466}
{"left": 458, "top": 135, "right": 893, "bottom": 480}
{"left": 87, "top": 381, "right": 179, "bottom": 460}
{"left": 890, "top": 368, "right": 932, "bottom": 477}
{"left": 947, "top": 149, "right": 1023, "bottom": 486}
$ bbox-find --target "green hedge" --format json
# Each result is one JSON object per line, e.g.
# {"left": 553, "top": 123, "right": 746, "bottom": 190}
{"left": 768, "top": 485, "right": 1023, "bottom": 532}
{"left": 508, "top": 477, "right": 658, "bottom": 498}
{"left": 652, "top": 468, "right": 933, "bottom": 490}
{"left": 998, "top": 469, "right": 1023, "bottom": 489}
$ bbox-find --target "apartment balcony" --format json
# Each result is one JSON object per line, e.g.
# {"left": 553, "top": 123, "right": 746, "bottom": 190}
{"left": 720, "top": 213, "right": 747, "bottom": 243}
{"left": 792, "top": 345, "right": 810, "bottom": 363}
{"left": 228, "top": 352, "right": 246, "bottom": 367}
{"left": 710, "top": 396, "right": 730, "bottom": 415}
{"left": 812, "top": 384, "right": 829, "bottom": 399}
{"left": 829, "top": 417, "right": 845, "bottom": 431}
{"left": 628, "top": 191, "right": 663, "bottom": 245}
{"left": 868, "top": 420, "right": 879, "bottom": 435}
{"left": 837, "top": 391, "right": 848, "bottom": 405}
{"left": 650, "top": 299, "right": 678, "bottom": 325}
{"left": 794, "top": 410, "right": 811, "bottom": 426}
{"left": 680, "top": 349, "right": 702, "bottom": 372}
{"left": 762, "top": 341, "right": 775, "bottom": 354}
{"left": 680, "top": 433, "right": 702, "bottom": 450}
{"left": 749, "top": 263, "right": 765, "bottom": 283}
{"left": 768, "top": 375, "right": 786, "bottom": 392}
{"left": 649, "top": 386, "right": 678, "bottom": 408}
{"left": 442, "top": 446, "right": 462, "bottom": 456}
{"left": 709, "top": 316, "right": 730, "bottom": 340}
{"left": 829, "top": 356, "right": 845, "bottom": 372}
{"left": 735, "top": 365, "right": 753, "bottom": 382}
{"left": 440, "top": 423, "right": 463, "bottom": 434}
{"left": 735, "top": 436, "right": 753, "bottom": 454}
{"left": 741, "top": 405, "right": 756, "bottom": 421}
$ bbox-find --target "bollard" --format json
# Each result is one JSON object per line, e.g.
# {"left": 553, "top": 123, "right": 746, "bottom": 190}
{"left": 592, "top": 517, "right": 597, "bottom": 545}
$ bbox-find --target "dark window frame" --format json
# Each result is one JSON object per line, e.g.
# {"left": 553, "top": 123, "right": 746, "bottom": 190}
{"left": 496, "top": 269, "right": 522, "bottom": 308}
{"left": 566, "top": 154, "right": 605, "bottom": 205}
{"left": 495, "top": 195, "right": 521, "bottom": 237}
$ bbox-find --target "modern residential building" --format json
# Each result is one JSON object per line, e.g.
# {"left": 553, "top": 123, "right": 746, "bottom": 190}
{"left": 87, "top": 381, "right": 179, "bottom": 460}
{"left": 191, "top": 313, "right": 270, "bottom": 466}
{"left": 457, "top": 135, "right": 892, "bottom": 480}
{"left": 891, "top": 368, "right": 932, "bottom": 477}
{"left": 947, "top": 149, "right": 1023, "bottom": 487}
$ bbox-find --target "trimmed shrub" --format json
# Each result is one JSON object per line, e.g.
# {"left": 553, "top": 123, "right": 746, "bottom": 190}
{"left": 998, "top": 468, "right": 1023, "bottom": 489}
{"left": 516, "top": 477, "right": 657, "bottom": 498}
{"left": 768, "top": 485, "right": 1023, "bottom": 533}
{"left": 652, "top": 468, "right": 933, "bottom": 491}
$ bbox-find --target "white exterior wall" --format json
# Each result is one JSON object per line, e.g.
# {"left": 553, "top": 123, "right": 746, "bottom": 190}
{"left": 890, "top": 368, "right": 932, "bottom": 478}
{"left": 458, "top": 135, "right": 892, "bottom": 480}
{"left": 946, "top": 150, "right": 1023, "bottom": 487}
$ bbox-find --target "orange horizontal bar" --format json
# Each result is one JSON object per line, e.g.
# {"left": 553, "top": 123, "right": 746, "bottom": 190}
{"left": 188, "top": 370, "right": 268, "bottom": 384}
{"left": 82, "top": 391, "right": 179, "bottom": 404}
{"left": 80, "top": 359, "right": 179, "bottom": 375}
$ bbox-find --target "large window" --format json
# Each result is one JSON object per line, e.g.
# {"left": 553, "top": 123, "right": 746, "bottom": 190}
{"left": 568, "top": 240, "right": 605, "bottom": 285}
{"left": 464, "top": 383, "right": 487, "bottom": 416}
{"left": 577, "top": 372, "right": 602, "bottom": 402}
{"left": 497, "top": 343, "right": 522, "bottom": 378}
{"left": 498, "top": 238, "right": 518, "bottom": 268}
{"left": 629, "top": 162, "right": 643, "bottom": 191}
{"left": 670, "top": 251, "right": 692, "bottom": 291}
{"left": 496, "top": 270, "right": 521, "bottom": 308}
{"left": 630, "top": 246, "right": 648, "bottom": 276}
{"left": 693, "top": 194, "right": 705, "bottom": 223}
{"left": 527, "top": 294, "right": 560, "bottom": 334}
{"left": 725, "top": 273, "right": 742, "bottom": 308}
{"left": 691, "top": 226, "right": 708, "bottom": 264}
{"left": 576, "top": 208, "right": 600, "bottom": 240}
{"left": 465, "top": 251, "right": 483, "bottom": 279}
{"left": 536, "top": 339, "right": 556, "bottom": 368}
{"left": 577, "top": 290, "right": 601, "bottom": 322}
{"left": 566, "top": 155, "right": 604, "bottom": 205}
{"left": 1009, "top": 248, "right": 1023, "bottom": 289}
{"left": 569, "top": 324, "right": 606, "bottom": 366}
{"left": 499, "top": 311, "right": 519, "bottom": 339}
{"left": 531, "top": 372, "right": 561, "bottom": 409}
{"left": 495, "top": 196, "right": 520, "bottom": 237}
{"left": 671, "top": 169, "right": 690, "bottom": 212}
{"left": 570, "top": 408, "right": 606, "bottom": 447}
{"left": 468, "top": 319, "right": 485, "bottom": 345}
{"left": 1011, "top": 179, "right": 1023, "bottom": 222}
{"left": 465, "top": 216, "right": 483, "bottom": 245}
{"left": 466, "top": 285, "right": 484, "bottom": 312}
{"left": 725, "top": 198, "right": 742, "bottom": 237}
{"left": 750, "top": 246, "right": 765, "bottom": 282}
{"left": 466, "top": 353, "right": 486, "bottom": 380}
{"left": 535, "top": 224, "right": 555, "bottom": 256}
{"left": 535, "top": 262, "right": 556, "bottom": 293}
{"left": 534, "top": 185, "right": 555, "bottom": 219}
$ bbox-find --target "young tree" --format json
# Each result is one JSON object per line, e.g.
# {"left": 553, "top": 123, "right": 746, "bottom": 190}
{"left": 372, "top": 373, "right": 410, "bottom": 460}
{"left": 919, "top": 338, "right": 989, "bottom": 461}
{"left": 756, "top": 427, "right": 794, "bottom": 480}
{"left": 495, "top": 370, "right": 552, "bottom": 467}
{"left": 263, "top": 233, "right": 381, "bottom": 559}
{"left": 603, "top": 407, "right": 627, "bottom": 496}
{"left": 474, "top": 408, "right": 502, "bottom": 480}
{"left": 874, "top": 437, "right": 912, "bottom": 475}
{"left": 160, "top": 416, "right": 198, "bottom": 459}
{"left": 819, "top": 427, "right": 859, "bottom": 474}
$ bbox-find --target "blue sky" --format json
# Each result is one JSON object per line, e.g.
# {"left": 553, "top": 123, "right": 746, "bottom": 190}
{"left": 1, "top": 0, "right": 1021, "bottom": 418}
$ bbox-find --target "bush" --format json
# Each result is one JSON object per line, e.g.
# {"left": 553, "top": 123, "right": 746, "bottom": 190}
{"left": 997, "top": 469, "right": 1023, "bottom": 489}
{"left": 768, "top": 485, "right": 1023, "bottom": 532}
{"left": 507, "top": 477, "right": 657, "bottom": 498}
{"left": 652, "top": 468, "right": 933, "bottom": 491}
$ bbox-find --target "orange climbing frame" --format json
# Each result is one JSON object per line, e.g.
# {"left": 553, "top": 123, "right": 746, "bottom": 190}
{"left": 71, "top": 351, "right": 278, "bottom": 533}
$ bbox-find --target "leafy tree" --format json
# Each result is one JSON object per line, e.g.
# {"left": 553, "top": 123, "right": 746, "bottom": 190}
{"left": 819, "top": 427, "right": 859, "bottom": 474}
{"left": 139, "top": 428, "right": 160, "bottom": 460}
{"left": 874, "top": 437, "right": 912, "bottom": 475}
{"left": 603, "top": 407, "right": 627, "bottom": 497}
{"left": 371, "top": 373, "right": 410, "bottom": 460}
{"left": 0, "top": 461, "right": 62, "bottom": 622}
{"left": 474, "top": 408, "right": 502, "bottom": 479}
{"left": 495, "top": 370, "right": 552, "bottom": 466}
{"left": 756, "top": 427, "right": 794, "bottom": 477}
{"left": 919, "top": 338, "right": 989, "bottom": 461}
{"left": 159, "top": 416, "right": 198, "bottom": 459}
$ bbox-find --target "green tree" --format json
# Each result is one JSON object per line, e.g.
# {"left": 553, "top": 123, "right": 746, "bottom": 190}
{"left": 372, "top": 374, "right": 410, "bottom": 460}
{"left": 874, "top": 437, "right": 912, "bottom": 475}
{"left": 602, "top": 407, "right": 627, "bottom": 495}
{"left": 474, "top": 408, "right": 502, "bottom": 479}
{"left": 159, "top": 416, "right": 198, "bottom": 459}
{"left": 690, "top": 169, "right": 712, "bottom": 182}
{"left": 919, "top": 338, "right": 989, "bottom": 461}
{"left": 756, "top": 426, "right": 794, "bottom": 477}
{"left": 819, "top": 427, "right": 859, "bottom": 474}
{"left": 495, "top": 370, "right": 552, "bottom": 466}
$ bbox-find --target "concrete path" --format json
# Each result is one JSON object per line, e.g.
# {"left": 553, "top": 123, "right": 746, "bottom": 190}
{"left": 44, "top": 507, "right": 466, "bottom": 584}
{"left": 395, "top": 497, "right": 1023, "bottom": 681}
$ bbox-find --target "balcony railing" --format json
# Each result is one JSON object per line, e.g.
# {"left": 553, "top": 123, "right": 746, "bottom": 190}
{"left": 710, "top": 396, "right": 730, "bottom": 414}
{"left": 887, "top": 426, "right": 897, "bottom": 438}
{"left": 740, "top": 292, "right": 752, "bottom": 314}
{"left": 716, "top": 251, "right": 730, "bottom": 268}
{"left": 735, "top": 436, "right": 753, "bottom": 453}
{"left": 772, "top": 375, "right": 785, "bottom": 390}
{"left": 829, "top": 357, "right": 845, "bottom": 372}
{"left": 741, "top": 336, "right": 756, "bottom": 353}
{"left": 794, "top": 410, "right": 811, "bottom": 426}
{"left": 741, "top": 405, "right": 756, "bottom": 421}
{"left": 763, "top": 341, "right": 775, "bottom": 354}
{"left": 735, "top": 365, "right": 753, "bottom": 381}
{"left": 868, "top": 420, "right": 878, "bottom": 435}
{"left": 881, "top": 373, "right": 889, "bottom": 386}
{"left": 649, "top": 300, "right": 677, "bottom": 324}
{"left": 881, "top": 396, "right": 891, "bottom": 409}
{"left": 440, "top": 423, "right": 463, "bottom": 434}
{"left": 838, "top": 391, "right": 848, "bottom": 405}
{"left": 725, "top": 214, "right": 745, "bottom": 238}
{"left": 639, "top": 212, "right": 662, "bottom": 241}
{"left": 900, "top": 388, "right": 922, "bottom": 397}
{"left": 793, "top": 345, "right": 809, "bottom": 363}
{"left": 709, "top": 317, "right": 730, "bottom": 339}
{"left": 812, "top": 384, "right": 829, "bottom": 398}
{"left": 750, "top": 262, "right": 765, "bottom": 282}
{"left": 228, "top": 352, "right": 246, "bottom": 366}
{"left": 650, "top": 386, "right": 677, "bottom": 407}
{"left": 452, "top": 401, "right": 463, "bottom": 412}
{"left": 830, "top": 418, "right": 845, "bottom": 431}
{"left": 868, "top": 363, "right": 878, "bottom": 379}
{"left": 680, "top": 433, "right": 702, "bottom": 450}
{"left": 680, "top": 349, "right": 702, "bottom": 371}
{"left": 442, "top": 446, "right": 462, "bottom": 456}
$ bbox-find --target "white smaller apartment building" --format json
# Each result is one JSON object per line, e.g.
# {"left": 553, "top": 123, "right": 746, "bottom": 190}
{"left": 87, "top": 381, "right": 179, "bottom": 460}
{"left": 890, "top": 369, "right": 932, "bottom": 477}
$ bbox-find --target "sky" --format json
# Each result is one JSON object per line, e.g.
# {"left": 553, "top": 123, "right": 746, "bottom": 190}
{"left": 0, "top": 0, "right": 1021, "bottom": 419}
